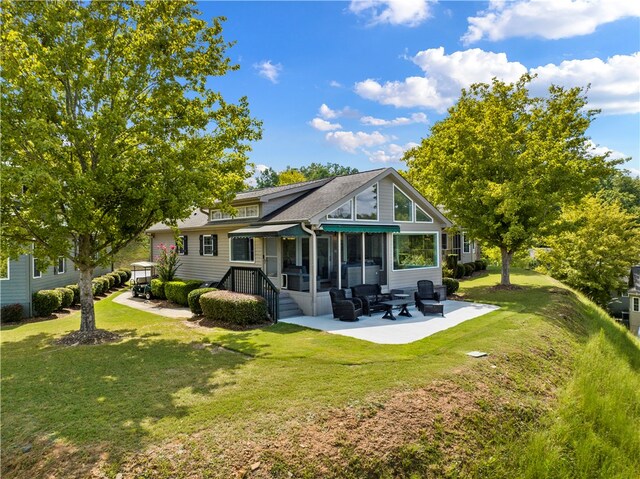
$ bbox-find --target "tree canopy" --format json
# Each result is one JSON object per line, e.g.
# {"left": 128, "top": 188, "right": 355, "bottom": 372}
{"left": 254, "top": 162, "right": 359, "bottom": 188}
{"left": 405, "top": 74, "right": 615, "bottom": 285}
{"left": 1, "top": 0, "right": 261, "bottom": 334}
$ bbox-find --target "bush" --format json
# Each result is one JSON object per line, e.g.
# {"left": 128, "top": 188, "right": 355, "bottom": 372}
{"left": 103, "top": 274, "right": 115, "bottom": 289}
{"left": 200, "top": 290, "right": 268, "bottom": 326}
{"left": 165, "top": 280, "right": 204, "bottom": 306}
{"left": 108, "top": 272, "right": 121, "bottom": 287}
{"left": 117, "top": 268, "right": 132, "bottom": 282}
{"left": 454, "top": 263, "right": 465, "bottom": 279}
{"left": 446, "top": 254, "right": 458, "bottom": 270}
{"left": 442, "top": 277, "right": 460, "bottom": 296}
{"left": 55, "top": 287, "right": 74, "bottom": 309}
{"left": 463, "top": 263, "right": 475, "bottom": 277}
{"left": 100, "top": 276, "right": 111, "bottom": 292}
{"left": 65, "top": 284, "right": 80, "bottom": 305}
{"left": 115, "top": 270, "right": 128, "bottom": 284}
{"left": 33, "top": 290, "right": 62, "bottom": 317}
{"left": 92, "top": 280, "right": 103, "bottom": 296}
{"left": 187, "top": 287, "right": 217, "bottom": 315}
{"left": 151, "top": 278, "right": 166, "bottom": 299}
{"left": 1, "top": 303, "right": 24, "bottom": 323}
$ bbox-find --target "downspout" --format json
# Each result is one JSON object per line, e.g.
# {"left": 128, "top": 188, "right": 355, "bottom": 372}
{"left": 27, "top": 254, "right": 32, "bottom": 317}
{"left": 300, "top": 222, "right": 317, "bottom": 316}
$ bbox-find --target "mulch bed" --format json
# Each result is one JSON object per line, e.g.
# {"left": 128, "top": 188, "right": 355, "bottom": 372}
{"left": 54, "top": 329, "right": 121, "bottom": 346}
{"left": 189, "top": 316, "right": 274, "bottom": 331}
{"left": 488, "top": 284, "right": 524, "bottom": 292}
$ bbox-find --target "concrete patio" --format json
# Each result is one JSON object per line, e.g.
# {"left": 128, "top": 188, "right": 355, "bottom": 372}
{"left": 280, "top": 300, "right": 500, "bottom": 344}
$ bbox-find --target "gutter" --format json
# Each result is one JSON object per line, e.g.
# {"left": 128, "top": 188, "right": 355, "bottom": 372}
{"left": 299, "top": 222, "right": 317, "bottom": 316}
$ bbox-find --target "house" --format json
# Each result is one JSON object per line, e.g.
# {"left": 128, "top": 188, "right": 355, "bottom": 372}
{"left": 147, "top": 167, "right": 480, "bottom": 318}
{"left": 629, "top": 265, "right": 640, "bottom": 336}
{"left": 0, "top": 254, "right": 111, "bottom": 317}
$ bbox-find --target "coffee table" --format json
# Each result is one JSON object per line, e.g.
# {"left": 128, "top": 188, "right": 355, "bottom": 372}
{"left": 418, "top": 301, "right": 444, "bottom": 317}
{"left": 379, "top": 299, "right": 413, "bottom": 321}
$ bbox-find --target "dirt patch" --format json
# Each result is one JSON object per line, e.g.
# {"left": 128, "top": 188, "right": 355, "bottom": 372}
{"left": 188, "top": 316, "right": 274, "bottom": 331}
{"left": 54, "top": 329, "right": 121, "bottom": 346}
{"left": 488, "top": 284, "right": 525, "bottom": 292}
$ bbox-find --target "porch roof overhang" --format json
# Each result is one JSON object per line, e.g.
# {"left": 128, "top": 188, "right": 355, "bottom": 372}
{"left": 228, "top": 223, "right": 309, "bottom": 238}
{"left": 320, "top": 224, "right": 400, "bottom": 233}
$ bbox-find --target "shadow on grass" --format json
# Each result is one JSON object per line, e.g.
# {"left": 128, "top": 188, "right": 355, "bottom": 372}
{"left": 1, "top": 329, "right": 258, "bottom": 477}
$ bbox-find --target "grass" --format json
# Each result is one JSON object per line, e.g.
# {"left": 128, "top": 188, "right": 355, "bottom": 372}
{"left": 1, "top": 268, "right": 639, "bottom": 478}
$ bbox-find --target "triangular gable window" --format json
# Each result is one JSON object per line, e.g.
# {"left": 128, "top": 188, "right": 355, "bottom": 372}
{"left": 416, "top": 205, "right": 433, "bottom": 223}
{"left": 328, "top": 200, "right": 352, "bottom": 220}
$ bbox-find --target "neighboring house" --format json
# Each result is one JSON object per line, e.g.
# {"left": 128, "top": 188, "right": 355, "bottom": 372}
{"left": 148, "top": 167, "right": 455, "bottom": 317}
{"left": 0, "top": 254, "right": 111, "bottom": 317}
{"left": 629, "top": 265, "right": 640, "bottom": 336}
{"left": 440, "top": 229, "right": 481, "bottom": 265}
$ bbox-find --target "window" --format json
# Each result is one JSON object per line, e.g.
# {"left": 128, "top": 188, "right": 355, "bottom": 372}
{"left": 392, "top": 233, "right": 438, "bottom": 270}
{"left": 416, "top": 205, "right": 433, "bottom": 223}
{"left": 33, "top": 257, "right": 41, "bottom": 278}
{"left": 0, "top": 259, "right": 9, "bottom": 280}
{"left": 56, "top": 257, "right": 65, "bottom": 274}
{"left": 178, "top": 235, "right": 188, "bottom": 255}
{"left": 393, "top": 186, "right": 413, "bottom": 222}
{"left": 200, "top": 235, "right": 218, "bottom": 256}
{"left": 463, "top": 233, "right": 471, "bottom": 254}
{"left": 441, "top": 233, "right": 448, "bottom": 249}
{"left": 210, "top": 205, "right": 259, "bottom": 221}
{"left": 328, "top": 200, "right": 352, "bottom": 220}
{"left": 230, "top": 237, "right": 254, "bottom": 262}
{"left": 634, "top": 297, "right": 640, "bottom": 312}
{"left": 356, "top": 184, "right": 378, "bottom": 220}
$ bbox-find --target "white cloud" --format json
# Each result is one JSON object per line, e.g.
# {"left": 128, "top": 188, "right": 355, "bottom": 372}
{"left": 318, "top": 103, "right": 358, "bottom": 120}
{"left": 330, "top": 80, "right": 343, "bottom": 88}
{"left": 463, "top": 0, "right": 640, "bottom": 44}
{"left": 309, "top": 118, "right": 343, "bottom": 131}
{"left": 355, "top": 48, "right": 639, "bottom": 115}
{"left": 325, "top": 130, "right": 389, "bottom": 153}
{"left": 365, "top": 142, "right": 419, "bottom": 163}
{"left": 255, "top": 163, "right": 269, "bottom": 173}
{"left": 349, "top": 0, "right": 432, "bottom": 27}
{"left": 361, "top": 112, "right": 428, "bottom": 126}
{"left": 586, "top": 141, "right": 630, "bottom": 161}
{"left": 254, "top": 60, "right": 283, "bottom": 83}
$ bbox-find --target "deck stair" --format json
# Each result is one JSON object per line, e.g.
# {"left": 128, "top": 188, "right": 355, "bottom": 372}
{"left": 279, "top": 292, "right": 303, "bottom": 318}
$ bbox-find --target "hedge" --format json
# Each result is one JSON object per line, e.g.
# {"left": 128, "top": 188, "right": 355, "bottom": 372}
{"left": 446, "top": 254, "right": 459, "bottom": 270}
{"left": 107, "top": 272, "right": 121, "bottom": 287}
{"left": 115, "top": 270, "right": 128, "bottom": 284}
{"left": 165, "top": 280, "right": 204, "bottom": 306}
{"left": 1, "top": 304, "right": 23, "bottom": 323}
{"left": 65, "top": 284, "right": 80, "bottom": 305}
{"left": 103, "top": 274, "right": 115, "bottom": 289}
{"left": 454, "top": 263, "right": 465, "bottom": 279}
{"left": 187, "top": 287, "right": 217, "bottom": 315}
{"left": 55, "top": 287, "right": 74, "bottom": 309}
{"left": 33, "top": 290, "right": 62, "bottom": 317}
{"left": 442, "top": 277, "right": 460, "bottom": 296}
{"left": 463, "top": 263, "right": 475, "bottom": 277}
{"left": 117, "top": 268, "right": 132, "bottom": 281}
{"left": 200, "top": 291, "right": 268, "bottom": 326}
{"left": 150, "top": 278, "right": 166, "bottom": 299}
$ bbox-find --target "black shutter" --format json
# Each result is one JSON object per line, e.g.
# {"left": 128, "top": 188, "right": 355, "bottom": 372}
{"left": 199, "top": 235, "right": 203, "bottom": 255}
{"left": 183, "top": 236, "right": 188, "bottom": 255}
{"left": 212, "top": 235, "right": 218, "bottom": 256}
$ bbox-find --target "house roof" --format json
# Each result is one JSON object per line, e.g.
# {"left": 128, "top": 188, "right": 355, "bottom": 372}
{"left": 147, "top": 209, "right": 209, "bottom": 233}
{"left": 629, "top": 265, "right": 640, "bottom": 294}
{"left": 232, "top": 177, "right": 331, "bottom": 203}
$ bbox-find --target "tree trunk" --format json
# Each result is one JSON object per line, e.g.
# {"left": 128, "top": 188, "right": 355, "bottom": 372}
{"left": 500, "top": 246, "right": 512, "bottom": 286}
{"left": 78, "top": 267, "right": 96, "bottom": 331}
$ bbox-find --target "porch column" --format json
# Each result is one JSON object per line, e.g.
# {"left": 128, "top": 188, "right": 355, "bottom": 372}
{"left": 361, "top": 232, "right": 366, "bottom": 284}
{"left": 309, "top": 229, "right": 317, "bottom": 316}
{"left": 337, "top": 232, "right": 342, "bottom": 290}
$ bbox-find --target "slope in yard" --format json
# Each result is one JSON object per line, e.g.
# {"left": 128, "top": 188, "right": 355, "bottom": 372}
{"left": 1, "top": 269, "right": 638, "bottom": 478}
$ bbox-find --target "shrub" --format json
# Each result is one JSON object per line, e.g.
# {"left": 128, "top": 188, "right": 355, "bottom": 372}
{"left": 187, "top": 287, "right": 217, "bottom": 315}
{"left": 55, "top": 287, "right": 74, "bottom": 309}
{"left": 117, "top": 268, "right": 132, "bottom": 282}
{"left": 65, "top": 284, "right": 80, "bottom": 305}
{"left": 92, "top": 280, "right": 103, "bottom": 296}
{"left": 442, "top": 277, "right": 460, "bottom": 296}
{"left": 200, "top": 290, "right": 268, "bottom": 326}
{"left": 115, "top": 270, "right": 128, "bottom": 284}
{"left": 33, "top": 290, "right": 62, "bottom": 317}
{"left": 474, "top": 260, "right": 484, "bottom": 271}
{"left": 103, "top": 274, "right": 115, "bottom": 289}
{"left": 446, "top": 254, "right": 458, "bottom": 270}
{"left": 454, "top": 263, "right": 465, "bottom": 279}
{"left": 1, "top": 303, "right": 24, "bottom": 323}
{"left": 150, "top": 278, "right": 166, "bottom": 299}
{"left": 165, "top": 280, "right": 204, "bottom": 306}
{"left": 463, "top": 263, "right": 475, "bottom": 277}
{"left": 156, "top": 243, "right": 180, "bottom": 281}
{"left": 108, "top": 272, "right": 121, "bottom": 287}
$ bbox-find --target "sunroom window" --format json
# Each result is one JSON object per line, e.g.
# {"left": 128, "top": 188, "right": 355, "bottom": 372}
{"left": 328, "top": 200, "right": 352, "bottom": 220}
{"left": 416, "top": 205, "right": 433, "bottom": 223}
{"left": 393, "top": 233, "right": 438, "bottom": 270}
{"left": 356, "top": 184, "right": 378, "bottom": 220}
{"left": 231, "top": 237, "right": 254, "bottom": 262}
{"left": 393, "top": 186, "right": 413, "bottom": 222}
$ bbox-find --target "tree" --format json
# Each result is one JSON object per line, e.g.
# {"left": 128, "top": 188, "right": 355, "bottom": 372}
{"left": 536, "top": 195, "right": 640, "bottom": 307}
{"left": 405, "top": 74, "right": 615, "bottom": 285}
{"left": 1, "top": 1, "right": 261, "bottom": 338}
{"left": 255, "top": 167, "right": 280, "bottom": 188}
{"left": 597, "top": 169, "right": 640, "bottom": 221}
{"left": 299, "top": 162, "right": 359, "bottom": 180}
{"left": 278, "top": 168, "right": 306, "bottom": 185}
{"left": 253, "top": 162, "right": 359, "bottom": 189}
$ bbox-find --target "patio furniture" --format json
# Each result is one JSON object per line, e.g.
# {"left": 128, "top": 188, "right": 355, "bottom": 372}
{"left": 329, "top": 288, "right": 363, "bottom": 322}
{"left": 379, "top": 299, "right": 414, "bottom": 321}
{"left": 414, "top": 280, "right": 440, "bottom": 310}
{"left": 417, "top": 301, "right": 444, "bottom": 317}
{"left": 283, "top": 265, "right": 310, "bottom": 291}
{"left": 351, "top": 284, "right": 392, "bottom": 316}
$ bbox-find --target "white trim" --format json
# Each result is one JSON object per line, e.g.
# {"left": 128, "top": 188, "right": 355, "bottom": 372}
{"left": 229, "top": 237, "right": 255, "bottom": 263}
{"left": 0, "top": 259, "right": 9, "bottom": 280}
{"left": 202, "top": 234, "right": 215, "bottom": 256}
{"left": 633, "top": 296, "right": 640, "bottom": 312}
{"left": 393, "top": 185, "right": 414, "bottom": 223}
{"left": 391, "top": 232, "right": 440, "bottom": 271}
{"left": 462, "top": 232, "right": 471, "bottom": 254}
{"left": 32, "top": 257, "right": 42, "bottom": 279}
{"left": 355, "top": 182, "right": 379, "bottom": 222}
{"left": 210, "top": 205, "right": 260, "bottom": 221}
{"left": 57, "top": 256, "right": 66, "bottom": 275}
{"left": 327, "top": 199, "right": 353, "bottom": 221}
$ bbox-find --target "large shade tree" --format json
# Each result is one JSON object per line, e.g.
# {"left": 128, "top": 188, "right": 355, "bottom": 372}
{"left": 405, "top": 74, "right": 615, "bottom": 285}
{"left": 1, "top": 1, "right": 261, "bottom": 337}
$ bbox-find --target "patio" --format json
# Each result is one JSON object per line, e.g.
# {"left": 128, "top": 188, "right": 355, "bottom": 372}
{"left": 280, "top": 300, "right": 500, "bottom": 344}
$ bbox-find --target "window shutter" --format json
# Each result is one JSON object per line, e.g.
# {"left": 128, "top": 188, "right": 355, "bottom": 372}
{"left": 183, "top": 236, "right": 188, "bottom": 255}
{"left": 199, "top": 235, "right": 203, "bottom": 255}
{"left": 212, "top": 235, "right": 218, "bottom": 256}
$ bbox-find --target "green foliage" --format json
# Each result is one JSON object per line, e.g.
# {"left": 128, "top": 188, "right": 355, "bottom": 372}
{"left": 463, "top": 262, "right": 476, "bottom": 276}
{"left": 446, "top": 254, "right": 458, "bottom": 270}
{"left": 536, "top": 195, "right": 640, "bottom": 306}
{"left": 107, "top": 272, "right": 121, "bottom": 287}
{"left": 278, "top": 168, "right": 306, "bottom": 186}
{"left": 151, "top": 279, "right": 166, "bottom": 300}
{"left": 91, "top": 280, "right": 103, "bottom": 296}
{"left": 200, "top": 290, "right": 268, "bottom": 325}
{"left": 442, "top": 278, "right": 460, "bottom": 296}
{"left": 597, "top": 168, "right": 640, "bottom": 220}
{"left": 475, "top": 259, "right": 487, "bottom": 271}
{"left": 255, "top": 167, "right": 280, "bottom": 188}
{"left": 406, "top": 74, "right": 615, "bottom": 284}
{"left": 32, "top": 290, "right": 62, "bottom": 317}
{"left": 114, "top": 270, "right": 128, "bottom": 285}
{"left": 299, "top": 162, "right": 359, "bottom": 180}
{"left": 254, "top": 162, "right": 359, "bottom": 188}
{"left": 454, "top": 263, "right": 466, "bottom": 279}
{"left": 1, "top": 0, "right": 261, "bottom": 331}
{"left": 155, "top": 243, "right": 181, "bottom": 281}
{"left": 117, "top": 268, "right": 132, "bottom": 282}
{"left": 65, "top": 284, "right": 80, "bottom": 306}
{"left": 1, "top": 303, "right": 24, "bottom": 323}
{"left": 99, "top": 276, "right": 112, "bottom": 292}
{"left": 164, "top": 280, "right": 203, "bottom": 306}
{"left": 113, "top": 234, "right": 151, "bottom": 269}
{"left": 55, "top": 287, "right": 74, "bottom": 309}
{"left": 187, "top": 287, "right": 217, "bottom": 314}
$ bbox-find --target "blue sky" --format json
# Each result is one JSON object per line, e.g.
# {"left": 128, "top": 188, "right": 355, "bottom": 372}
{"left": 199, "top": 1, "right": 640, "bottom": 178}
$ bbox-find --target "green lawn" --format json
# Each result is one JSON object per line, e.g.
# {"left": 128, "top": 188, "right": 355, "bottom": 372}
{"left": 2, "top": 269, "right": 639, "bottom": 478}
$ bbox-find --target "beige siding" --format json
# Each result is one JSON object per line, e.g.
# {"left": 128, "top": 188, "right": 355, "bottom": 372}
{"left": 630, "top": 293, "right": 640, "bottom": 336}
{"left": 151, "top": 226, "right": 264, "bottom": 282}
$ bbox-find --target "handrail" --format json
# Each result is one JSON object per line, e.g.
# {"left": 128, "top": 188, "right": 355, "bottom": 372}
{"left": 218, "top": 267, "right": 280, "bottom": 321}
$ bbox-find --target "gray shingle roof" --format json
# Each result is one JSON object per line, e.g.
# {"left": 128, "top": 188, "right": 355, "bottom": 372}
{"left": 234, "top": 177, "right": 330, "bottom": 201}
{"left": 147, "top": 209, "right": 209, "bottom": 232}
